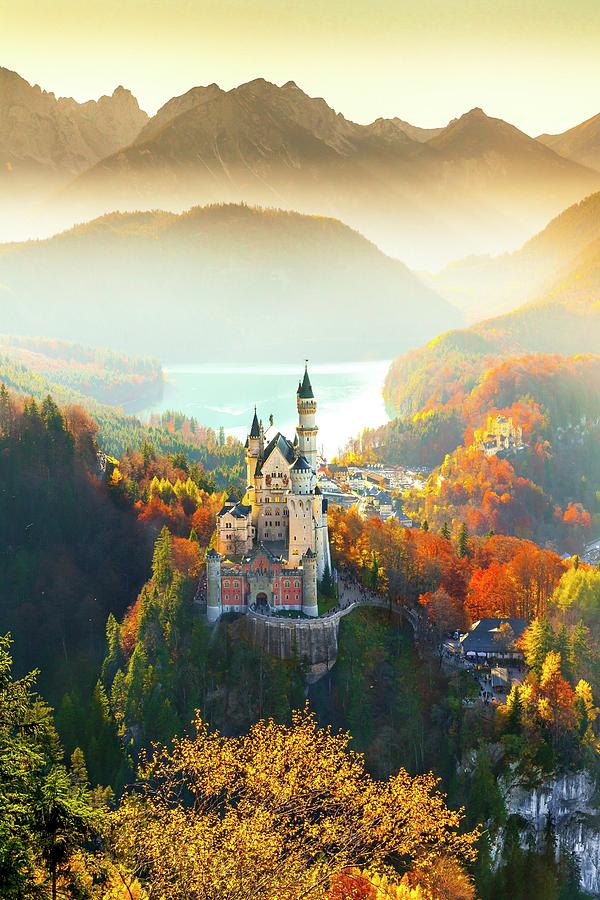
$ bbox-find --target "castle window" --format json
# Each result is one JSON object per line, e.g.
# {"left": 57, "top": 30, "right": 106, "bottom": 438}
{"left": 284, "top": 580, "right": 290, "bottom": 587}
{"left": 224, "top": 580, "right": 230, "bottom": 587}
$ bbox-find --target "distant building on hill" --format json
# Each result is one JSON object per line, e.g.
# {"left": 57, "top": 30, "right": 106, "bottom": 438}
{"left": 475, "top": 415, "right": 527, "bottom": 457}
{"left": 207, "top": 366, "right": 331, "bottom": 622}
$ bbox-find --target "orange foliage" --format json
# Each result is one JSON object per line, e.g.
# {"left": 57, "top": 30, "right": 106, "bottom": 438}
{"left": 563, "top": 501, "right": 592, "bottom": 528}
{"left": 171, "top": 537, "right": 201, "bottom": 578}
{"left": 330, "top": 508, "right": 566, "bottom": 627}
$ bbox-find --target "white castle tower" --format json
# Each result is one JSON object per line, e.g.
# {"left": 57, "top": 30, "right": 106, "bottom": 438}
{"left": 296, "top": 364, "right": 318, "bottom": 472}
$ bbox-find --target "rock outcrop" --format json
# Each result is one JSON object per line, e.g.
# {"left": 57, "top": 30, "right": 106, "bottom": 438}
{"left": 502, "top": 770, "right": 600, "bottom": 895}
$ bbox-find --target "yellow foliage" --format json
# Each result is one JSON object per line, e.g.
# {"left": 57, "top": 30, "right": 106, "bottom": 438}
{"left": 112, "top": 709, "right": 479, "bottom": 900}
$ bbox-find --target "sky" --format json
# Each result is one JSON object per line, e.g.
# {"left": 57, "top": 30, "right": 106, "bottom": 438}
{"left": 2, "top": 0, "right": 600, "bottom": 135}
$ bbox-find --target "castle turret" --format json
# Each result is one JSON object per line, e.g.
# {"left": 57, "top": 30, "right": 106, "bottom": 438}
{"left": 290, "top": 454, "right": 314, "bottom": 495}
{"left": 302, "top": 548, "right": 318, "bottom": 617}
{"left": 206, "top": 548, "right": 222, "bottom": 623}
{"left": 296, "top": 364, "right": 318, "bottom": 473}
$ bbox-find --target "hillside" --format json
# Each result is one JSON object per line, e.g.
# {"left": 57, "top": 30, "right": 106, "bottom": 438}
{"left": 48, "top": 79, "right": 600, "bottom": 267}
{"left": 383, "top": 267, "right": 600, "bottom": 422}
{"left": 538, "top": 111, "right": 600, "bottom": 171}
{"left": 432, "top": 190, "right": 600, "bottom": 320}
{"left": 0, "top": 203, "right": 460, "bottom": 362}
{"left": 0, "top": 334, "right": 163, "bottom": 408}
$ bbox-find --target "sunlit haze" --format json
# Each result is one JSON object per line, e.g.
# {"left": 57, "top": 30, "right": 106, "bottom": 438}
{"left": 2, "top": 0, "right": 600, "bottom": 134}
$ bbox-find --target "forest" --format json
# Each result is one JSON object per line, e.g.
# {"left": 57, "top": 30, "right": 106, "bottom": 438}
{"left": 0, "top": 335, "right": 163, "bottom": 408}
{"left": 1, "top": 382, "right": 597, "bottom": 899}
{"left": 340, "top": 353, "right": 600, "bottom": 550}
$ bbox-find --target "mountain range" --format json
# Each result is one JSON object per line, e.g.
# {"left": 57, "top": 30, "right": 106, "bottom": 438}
{"left": 0, "top": 67, "right": 147, "bottom": 187}
{"left": 538, "top": 112, "right": 600, "bottom": 172}
{"left": 2, "top": 68, "right": 600, "bottom": 268}
{"left": 0, "top": 203, "right": 460, "bottom": 363}
{"left": 383, "top": 190, "right": 600, "bottom": 417}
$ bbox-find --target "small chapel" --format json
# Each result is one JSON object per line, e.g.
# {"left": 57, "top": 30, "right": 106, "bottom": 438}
{"left": 206, "top": 365, "right": 331, "bottom": 621}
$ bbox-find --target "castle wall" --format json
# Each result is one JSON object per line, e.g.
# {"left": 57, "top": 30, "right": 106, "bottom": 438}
{"left": 244, "top": 612, "right": 339, "bottom": 682}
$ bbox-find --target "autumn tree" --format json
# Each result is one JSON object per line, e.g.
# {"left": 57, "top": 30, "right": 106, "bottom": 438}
{"left": 113, "top": 709, "right": 478, "bottom": 900}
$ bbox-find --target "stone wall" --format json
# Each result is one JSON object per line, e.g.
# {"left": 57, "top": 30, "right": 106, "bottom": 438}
{"left": 244, "top": 612, "right": 339, "bottom": 682}
{"left": 243, "top": 598, "right": 394, "bottom": 682}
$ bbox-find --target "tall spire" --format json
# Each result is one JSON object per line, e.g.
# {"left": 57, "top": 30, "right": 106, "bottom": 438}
{"left": 297, "top": 361, "right": 314, "bottom": 399}
{"left": 250, "top": 406, "right": 260, "bottom": 438}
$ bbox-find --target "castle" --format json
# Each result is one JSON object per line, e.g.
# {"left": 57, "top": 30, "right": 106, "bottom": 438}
{"left": 206, "top": 365, "right": 331, "bottom": 622}
{"left": 475, "top": 414, "right": 526, "bottom": 457}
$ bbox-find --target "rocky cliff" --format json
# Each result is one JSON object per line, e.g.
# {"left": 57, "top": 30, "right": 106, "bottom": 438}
{"left": 502, "top": 770, "right": 600, "bottom": 895}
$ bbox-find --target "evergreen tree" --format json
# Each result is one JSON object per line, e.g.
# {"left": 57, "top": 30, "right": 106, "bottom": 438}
{"left": 441, "top": 521, "right": 451, "bottom": 540}
{"left": 569, "top": 620, "right": 593, "bottom": 680}
{"left": 505, "top": 684, "right": 523, "bottom": 736}
{"left": 457, "top": 522, "right": 470, "bottom": 558}
{"left": 151, "top": 526, "right": 173, "bottom": 590}
{"left": 171, "top": 450, "right": 189, "bottom": 473}
{"left": 0, "top": 634, "right": 102, "bottom": 898}
{"left": 101, "top": 612, "right": 125, "bottom": 684}
{"left": 34, "top": 764, "right": 99, "bottom": 900}
{"left": 319, "top": 564, "right": 336, "bottom": 600}
{"left": 0, "top": 382, "right": 15, "bottom": 438}
{"left": 69, "top": 747, "right": 89, "bottom": 787}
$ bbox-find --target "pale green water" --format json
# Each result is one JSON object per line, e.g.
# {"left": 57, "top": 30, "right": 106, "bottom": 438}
{"left": 136, "top": 361, "right": 391, "bottom": 459}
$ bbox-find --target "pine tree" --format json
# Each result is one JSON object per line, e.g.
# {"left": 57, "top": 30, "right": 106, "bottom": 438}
{"left": 441, "top": 521, "right": 451, "bottom": 540}
{"left": 0, "top": 635, "right": 102, "bottom": 899}
{"left": 569, "top": 619, "right": 593, "bottom": 679}
{"left": 70, "top": 747, "right": 89, "bottom": 787}
{"left": 141, "top": 439, "right": 156, "bottom": 469}
{"left": 421, "top": 519, "right": 429, "bottom": 532}
{"left": 152, "top": 526, "right": 173, "bottom": 590}
{"left": 319, "top": 564, "right": 336, "bottom": 600}
{"left": 505, "top": 685, "right": 523, "bottom": 735}
{"left": 101, "top": 612, "right": 125, "bottom": 684}
{"left": 0, "top": 382, "right": 15, "bottom": 438}
{"left": 554, "top": 626, "right": 572, "bottom": 681}
{"left": 457, "top": 522, "right": 470, "bottom": 558}
{"left": 35, "top": 764, "right": 99, "bottom": 900}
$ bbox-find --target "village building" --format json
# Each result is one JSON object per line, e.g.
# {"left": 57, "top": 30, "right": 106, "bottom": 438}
{"left": 207, "top": 366, "right": 331, "bottom": 622}
{"left": 458, "top": 618, "right": 528, "bottom": 663}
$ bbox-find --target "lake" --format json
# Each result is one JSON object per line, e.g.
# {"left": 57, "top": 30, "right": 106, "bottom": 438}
{"left": 136, "top": 360, "right": 391, "bottom": 459}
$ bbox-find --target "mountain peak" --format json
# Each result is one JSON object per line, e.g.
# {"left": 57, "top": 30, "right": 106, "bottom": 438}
{"left": 237, "top": 77, "right": 277, "bottom": 92}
